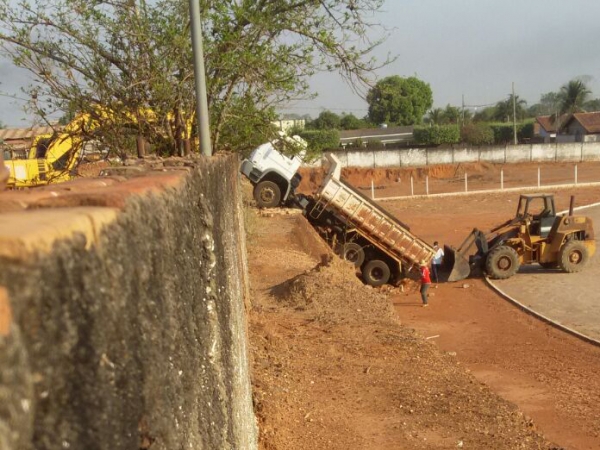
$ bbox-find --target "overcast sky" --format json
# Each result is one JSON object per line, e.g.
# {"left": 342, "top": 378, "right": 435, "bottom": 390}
{"left": 1, "top": 0, "right": 600, "bottom": 126}
{"left": 283, "top": 0, "right": 600, "bottom": 118}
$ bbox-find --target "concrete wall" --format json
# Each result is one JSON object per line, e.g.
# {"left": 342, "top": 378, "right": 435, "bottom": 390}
{"left": 309, "top": 141, "right": 600, "bottom": 168}
{"left": 0, "top": 156, "right": 257, "bottom": 450}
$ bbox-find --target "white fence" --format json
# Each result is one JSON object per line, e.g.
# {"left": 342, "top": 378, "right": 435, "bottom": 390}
{"left": 370, "top": 168, "right": 600, "bottom": 201}
{"left": 308, "top": 142, "right": 600, "bottom": 168}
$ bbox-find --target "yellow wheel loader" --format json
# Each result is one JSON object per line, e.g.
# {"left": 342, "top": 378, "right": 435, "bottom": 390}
{"left": 446, "top": 194, "right": 596, "bottom": 281}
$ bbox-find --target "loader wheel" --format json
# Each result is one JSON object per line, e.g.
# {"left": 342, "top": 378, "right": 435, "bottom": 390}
{"left": 559, "top": 240, "right": 589, "bottom": 273}
{"left": 362, "top": 259, "right": 391, "bottom": 287}
{"left": 340, "top": 242, "right": 365, "bottom": 267}
{"left": 254, "top": 181, "right": 281, "bottom": 208}
{"left": 485, "top": 245, "right": 520, "bottom": 279}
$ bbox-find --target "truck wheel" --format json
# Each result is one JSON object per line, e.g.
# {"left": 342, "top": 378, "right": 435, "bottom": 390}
{"left": 559, "top": 240, "right": 589, "bottom": 273}
{"left": 254, "top": 181, "right": 281, "bottom": 208}
{"left": 340, "top": 242, "right": 365, "bottom": 267}
{"left": 362, "top": 260, "right": 391, "bottom": 287}
{"left": 485, "top": 245, "right": 520, "bottom": 279}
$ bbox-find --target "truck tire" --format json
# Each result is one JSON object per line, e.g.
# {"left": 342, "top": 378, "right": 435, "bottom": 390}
{"left": 559, "top": 240, "right": 589, "bottom": 273}
{"left": 254, "top": 180, "right": 281, "bottom": 208}
{"left": 340, "top": 242, "right": 365, "bottom": 267}
{"left": 362, "top": 259, "right": 391, "bottom": 287}
{"left": 485, "top": 245, "right": 520, "bottom": 279}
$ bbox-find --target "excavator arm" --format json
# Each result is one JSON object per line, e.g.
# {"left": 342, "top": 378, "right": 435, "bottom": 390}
{"left": 4, "top": 107, "right": 194, "bottom": 188}
{"left": 5, "top": 113, "right": 94, "bottom": 188}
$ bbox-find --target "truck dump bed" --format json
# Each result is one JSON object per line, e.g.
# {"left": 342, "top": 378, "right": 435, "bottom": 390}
{"left": 312, "top": 153, "right": 435, "bottom": 272}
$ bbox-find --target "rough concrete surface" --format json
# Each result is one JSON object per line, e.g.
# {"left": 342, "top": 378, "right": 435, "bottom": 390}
{"left": 0, "top": 155, "right": 257, "bottom": 450}
{"left": 492, "top": 203, "right": 600, "bottom": 342}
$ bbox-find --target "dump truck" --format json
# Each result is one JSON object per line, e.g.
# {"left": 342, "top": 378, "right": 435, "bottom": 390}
{"left": 240, "top": 133, "right": 307, "bottom": 208}
{"left": 298, "top": 153, "right": 436, "bottom": 286}
{"left": 240, "top": 147, "right": 436, "bottom": 286}
{"left": 446, "top": 193, "right": 596, "bottom": 281}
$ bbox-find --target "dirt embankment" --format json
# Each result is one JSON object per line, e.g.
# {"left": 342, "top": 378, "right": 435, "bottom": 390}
{"left": 298, "top": 160, "right": 600, "bottom": 198}
{"left": 298, "top": 162, "right": 498, "bottom": 193}
{"left": 248, "top": 212, "right": 554, "bottom": 450}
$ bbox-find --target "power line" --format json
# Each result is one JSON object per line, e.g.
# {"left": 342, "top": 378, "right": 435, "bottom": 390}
{"left": 278, "top": 105, "right": 367, "bottom": 112}
{"left": 463, "top": 102, "right": 497, "bottom": 109}
{"left": 0, "top": 92, "right": 28, "bottom": 102}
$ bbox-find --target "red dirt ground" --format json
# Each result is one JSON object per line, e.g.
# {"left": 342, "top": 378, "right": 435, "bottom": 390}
{"left": 247, "top": 161, "right": 600, "bottom": 450}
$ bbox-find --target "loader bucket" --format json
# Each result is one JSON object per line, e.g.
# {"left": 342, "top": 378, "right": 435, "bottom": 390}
{"left": 444, "top": 244, "right": 471, "bottom": 282}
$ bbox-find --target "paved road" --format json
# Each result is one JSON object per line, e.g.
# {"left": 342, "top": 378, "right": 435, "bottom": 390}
{"left": 491, "top": 204, "right": 600, "bottom": 342}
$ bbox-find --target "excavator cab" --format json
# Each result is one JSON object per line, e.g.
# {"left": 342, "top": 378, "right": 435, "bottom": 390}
{"left": 516, "top": 194, "right": 557, "bottom": 238}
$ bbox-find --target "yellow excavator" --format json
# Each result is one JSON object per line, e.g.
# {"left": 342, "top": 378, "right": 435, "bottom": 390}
{"left": 3, "top": 108, "right": 193, "bottom": 189}
{"left": 0, "top": 150, "right": 8, "bottom": 190}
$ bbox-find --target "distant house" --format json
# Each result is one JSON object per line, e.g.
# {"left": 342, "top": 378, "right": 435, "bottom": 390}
{"left": 560, "top": 111, "right": 600, "bottom": 142}
{"left": 339, "top": 126, "right": 413, "bottom": 148}
{"left": 0, "top": 125, "right": 59, "bottom": 147}
{"left": 534, "top": 114, "right": 580, "bottom": 143}
{"left": 272, "top": 119, "right": 305, "bottom": 133}
{"left": 535, "top": 115, "right": 560, "bottom": 141}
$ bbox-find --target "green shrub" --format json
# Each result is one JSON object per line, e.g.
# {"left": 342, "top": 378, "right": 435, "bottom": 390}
{"left": 489, "top": 123, "right": 514, "bottom": 144}
{"left": 413, "top": 125, "right": 460, "bottom": 145}
{"left": 518, "top": 122, "right": 534, "bottom": 141}
{"left": 489, "top": 121, "right": 535, "bottom": 144}
{"left": 366, "top": 139, "right": 384, "bottom": 149}
{"left": 460, "top": 123, "right": 494, "bottom": 146}
{"left": 298, "top": 129, "right": 340, "bottom": 161}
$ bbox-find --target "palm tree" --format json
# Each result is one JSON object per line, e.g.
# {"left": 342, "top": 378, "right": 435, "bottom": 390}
{"left": 558, "top": 80, "right": 591, "bottom": 115}
{"left": 494, "top": 95, "right": 527, "bottom": 122}
{"left": 443, "top": 105, "right": 461, "bottom": 124}
{"left": 426, "top": 108, "right": 444, "bottom": 125}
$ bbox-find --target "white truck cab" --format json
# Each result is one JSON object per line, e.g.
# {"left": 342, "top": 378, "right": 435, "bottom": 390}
{"left": 240, "top": 134, "right": 307, "bottom": 207}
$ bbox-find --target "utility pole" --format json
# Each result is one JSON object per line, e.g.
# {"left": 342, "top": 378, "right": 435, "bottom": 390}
{"left": 512, "top": 82, "right": 517, "bottom": 145}
{"left": 188, "top": 0, "right": 212, "bottom": 156}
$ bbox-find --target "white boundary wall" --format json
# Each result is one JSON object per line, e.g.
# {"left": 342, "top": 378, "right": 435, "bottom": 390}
{"left": 307, "top": 142, "right": 600, "bottom": 168}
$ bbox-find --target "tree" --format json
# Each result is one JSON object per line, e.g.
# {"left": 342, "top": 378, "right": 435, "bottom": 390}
{"left": 310, "top": 110, "right": 341, "bottom": 130}
{"left": 559, "top": 79, "right": 592, "bottom": 115}
{"left": 473, "top": 106, "right": 496, "bottom": 123}
{"left": 443, "top": 105, "right": 461, "bottom": 124}
{"left": 584, "top": 98, "right": 600, "bottom": 112}
{"left": 0, "top": 0, "right": 390, "bottom": 155}
{"left": 493, "top": 95, "right": 527, "bottom": 122}
{"left": 366, "top": 76, "right": 433, "bottom": 126}
{"left": 461, "top": 108, "right": 473, "bottom": 124}
{"left": 297, "top": 129, "right": 340, "bottom": 159}
{"left": 425, "top": 108, "right": 445, "bottom": 125}
{"left": 425, "top": 105, "right": 470, "bottom": 125}
{"left": 528, "top": 92, "right": 561, "bottom": 117}
{"left": 340, "top": 113, "right": 366, "bottom": 130}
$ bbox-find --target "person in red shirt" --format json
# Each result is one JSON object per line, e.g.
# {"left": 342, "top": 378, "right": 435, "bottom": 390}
{"left": 419, "top": 260, "right": 431, "bottom": 307}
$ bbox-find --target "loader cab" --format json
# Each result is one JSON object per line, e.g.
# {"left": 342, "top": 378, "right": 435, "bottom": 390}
{"left": 516, "top": 194, "right": 556, "bottom": 238}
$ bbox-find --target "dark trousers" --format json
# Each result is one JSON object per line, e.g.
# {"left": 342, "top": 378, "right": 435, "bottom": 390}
{"left": 420, "top": 283, "right": 430, "bottom": 304}
{"left": 432, "top": 264, "right": 441, "bottom": 283}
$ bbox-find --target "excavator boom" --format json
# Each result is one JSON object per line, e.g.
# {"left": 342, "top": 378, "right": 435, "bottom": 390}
{"left": 3, "top": 107, "right": 194, "bottom": 188}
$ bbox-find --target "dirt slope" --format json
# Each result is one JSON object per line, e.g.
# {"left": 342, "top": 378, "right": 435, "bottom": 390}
{"left": 385, "top": 190, "right": 600, "bottom": 450}
{"left": 247, "top": 211, "right": 554, "bottom": 450}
